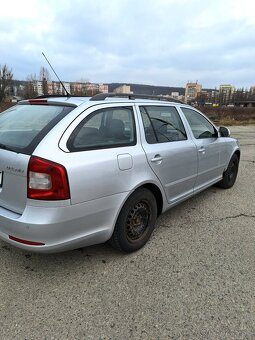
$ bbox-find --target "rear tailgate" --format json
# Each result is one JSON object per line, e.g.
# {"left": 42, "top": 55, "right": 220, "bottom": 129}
{"left": 0, "top": 150, "right": 29, "bottom": 214}
{"left": 0, "top": 101, "right": 75, "bottom": 214}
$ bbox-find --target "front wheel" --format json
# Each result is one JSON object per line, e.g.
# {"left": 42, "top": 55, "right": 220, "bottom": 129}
{"left": 109, "top": 188, "right": 157, "bottom": 253}
{"left": 217, "top": 154, "right": 239, "bottom": 189}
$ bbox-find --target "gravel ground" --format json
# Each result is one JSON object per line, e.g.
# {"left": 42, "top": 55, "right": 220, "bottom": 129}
{"left": 0, "top": 125, "right": 254, "bottom": 339}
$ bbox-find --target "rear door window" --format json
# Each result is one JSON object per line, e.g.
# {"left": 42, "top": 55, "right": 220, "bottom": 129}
{"left": 140, "top": 105, "right": 187, "bottom": 143}
{"left": 67, "top": 106, "right": 136, "bottom": 151}
{"left": 0, "top": 104, "right": 73, "bottom": 154}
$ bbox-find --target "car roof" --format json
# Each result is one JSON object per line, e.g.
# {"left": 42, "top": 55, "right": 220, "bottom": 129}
{"left": 19, "top": 93, "right": 185, "bottom": 108}
{"left": 19, "top": 96, "right": 91, "bottom": 107}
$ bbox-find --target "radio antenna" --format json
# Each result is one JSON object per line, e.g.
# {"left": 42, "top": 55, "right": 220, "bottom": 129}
{"left": 42, "top": 52, "right": 70, "bottom": 97}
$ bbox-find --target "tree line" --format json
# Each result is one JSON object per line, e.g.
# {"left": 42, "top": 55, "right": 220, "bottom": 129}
{"left": 0, "top": 64, "right": 13, "bottom": 102}
{"left": 1, "top": 63, "right": 255, "bottom": 104}
{"left": 0, "top": 64, "right": 52, "bottom": 101}
{"left": 0, "top": 63, "right": 103, "bottom": 102}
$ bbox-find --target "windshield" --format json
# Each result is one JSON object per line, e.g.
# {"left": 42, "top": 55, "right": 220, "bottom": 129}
{"left": 0, "top": 104, "right": 73, "bottom": 154}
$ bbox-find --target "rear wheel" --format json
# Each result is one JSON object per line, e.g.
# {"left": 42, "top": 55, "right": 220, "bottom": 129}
{"left": 109, "top": 188, "right": 157, "bottom": 253}
{"left": 217, "top": 154, "right": 239, "bottom": 189}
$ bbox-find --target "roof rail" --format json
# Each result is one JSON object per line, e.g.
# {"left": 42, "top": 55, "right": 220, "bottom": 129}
{"left": 90, "top": 92, "right": 184, "bottom": 104}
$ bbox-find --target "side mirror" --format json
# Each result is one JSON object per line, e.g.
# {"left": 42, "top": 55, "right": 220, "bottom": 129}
{"left": 219, "top": 126, "right": 230, "bottom": 137}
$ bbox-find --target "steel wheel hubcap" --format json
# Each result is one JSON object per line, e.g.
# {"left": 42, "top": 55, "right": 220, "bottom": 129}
{"left": 126, "top": 201, "right": 150, "bottom": 241}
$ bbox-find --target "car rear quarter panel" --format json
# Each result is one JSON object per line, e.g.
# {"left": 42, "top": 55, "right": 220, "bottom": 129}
{"left": 0, "top": 192, "right": 128, "bottom": 252}
{"left": 33, "top": 103, "right": 166, "bottom": 207}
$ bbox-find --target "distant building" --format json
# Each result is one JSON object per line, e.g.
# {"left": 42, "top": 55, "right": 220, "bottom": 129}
{"left": 52, "top": 81, "right": 71, "bottom": 95}
{"left": 185, "top": 82, "right": 202, "bottom": 103}
{"left": 219, "top": 84, "right": 235, "bottom": 105}
{"left": 7, "top": 82, "right": 25, "bottom": 98}
{"left": 113, "top": 84, "right": 133, "bottom": 94}
{"left": 196, "top": 90, "right": 209, "bottom": 106}
{"left": 30, "top": 80, "right": 107, "bottom": 96}
{"left": 33, "top": 81, "right": 43, "bottom": 96}
{"left": 99, "top": 84, "right": 109, "bottom": 93}
{"left": 170, "top": 92, "right": 179, "bottom": 99}
{"left": 164, "top": 92, "right": 184, "bottom": 102}
{"left": 249, "top": 86, "right": 255, "bottom": 95}
{"left": 209, "top": 90, "right": 219, "bottom": 104}
{"left": 70, "top": 82, "right": 84, "bottom": 95}
{"left": 86, "top": 82, "right": 99, "bottom": 95}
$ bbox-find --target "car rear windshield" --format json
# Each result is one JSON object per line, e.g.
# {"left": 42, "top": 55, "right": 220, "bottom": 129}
{"left": 0, "top": 104, "right": 74, "bottom": 154}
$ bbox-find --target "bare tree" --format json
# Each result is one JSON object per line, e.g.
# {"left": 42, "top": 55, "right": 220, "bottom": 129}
{"left": 0, "top": 64, "right": 13, "bottom": 102}
{"left": 40, "top": 67, "right": 50, "bottom": 95}
{"left": 23, "top": 73, "right": 38, "bottom": 99}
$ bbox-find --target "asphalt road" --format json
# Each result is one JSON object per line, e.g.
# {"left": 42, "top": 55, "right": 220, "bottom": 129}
{"left": 0, "top": 125, "right": 254, "bottom": 340}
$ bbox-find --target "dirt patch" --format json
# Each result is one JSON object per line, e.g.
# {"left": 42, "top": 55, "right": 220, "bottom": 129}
{"left": 0, "top": 102, "right": 15, "bottom": 112}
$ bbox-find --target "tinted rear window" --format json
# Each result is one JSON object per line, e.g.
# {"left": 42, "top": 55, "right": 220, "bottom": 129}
{"left": 0, "top": 104, "right": 73, "bottom": 154}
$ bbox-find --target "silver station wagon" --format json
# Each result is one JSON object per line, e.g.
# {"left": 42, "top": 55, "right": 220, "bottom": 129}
{"left": 0, "top": 93, "right": 240, "bottom": 253}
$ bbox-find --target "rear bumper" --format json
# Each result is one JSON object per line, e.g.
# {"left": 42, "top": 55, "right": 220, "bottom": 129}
{"left": 0, "top": 193, "right": 127, "bottom": 253}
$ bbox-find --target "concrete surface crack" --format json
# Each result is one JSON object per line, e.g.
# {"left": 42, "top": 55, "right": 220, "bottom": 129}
{"left": 160, "top": 214, "right": 255, "bottom": 229}
{"left": 218, "top": 213, "right": 255, "bottom": 221}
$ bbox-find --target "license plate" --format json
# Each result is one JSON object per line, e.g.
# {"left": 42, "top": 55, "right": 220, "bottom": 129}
{"left": 0, "top": 171, "right": 3, "bottom": 187}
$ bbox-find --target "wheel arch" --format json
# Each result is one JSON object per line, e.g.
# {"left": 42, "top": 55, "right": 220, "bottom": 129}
{"left": 234, "top": 149, "right": 241, "bottom": 161}
{"left": 139, "top": 183, "right": 163, "bottom": 217}
{"left": 109, "top": 183, "right": 163, "bottom": 252}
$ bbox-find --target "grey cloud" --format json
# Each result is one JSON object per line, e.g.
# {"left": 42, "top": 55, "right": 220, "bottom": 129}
{"left": 1, "top": 0, "right": 255, "bottom": 88}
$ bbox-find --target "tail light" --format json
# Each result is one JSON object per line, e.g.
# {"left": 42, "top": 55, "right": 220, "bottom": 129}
{"left": 28, "top": 156, "right": 70, "bottom": 200}
{"left": 28, "top": 99, "right": 48, "bottom": 104}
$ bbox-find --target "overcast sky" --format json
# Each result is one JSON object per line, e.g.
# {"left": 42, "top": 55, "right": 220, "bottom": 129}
{"left": 1, "top": 0, "right": 255, "bottom": 89}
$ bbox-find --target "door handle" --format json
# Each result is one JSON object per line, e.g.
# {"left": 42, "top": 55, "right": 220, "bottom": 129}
{"left": 198, "top": 147, "right": 205, "bottom": 154}
{"left": 151, "top": 154, "right": 163, "bottom": 163}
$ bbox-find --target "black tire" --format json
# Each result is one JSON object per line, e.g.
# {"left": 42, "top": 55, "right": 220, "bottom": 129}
{"left": 109, "top": 188, "right": 157, "bottom": 253}
{"left": 217, "top": 154, "right": 239, "bottom": 189}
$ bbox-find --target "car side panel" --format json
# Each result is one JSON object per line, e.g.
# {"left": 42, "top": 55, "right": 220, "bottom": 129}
{"left": 140, "top": 140, "right": 198, "bottom": 204}
{"left": 35, "top": 102, "right": 166, "bottom": 206}
{"left": 135, "top": 104, "right": 198, "bottom": 204}
{"left": 65, "top": 145, "right": 160, "bottom": 205}
{"left": 191, "top": 137, "right": 223, "bottom": 191}
{"left": 177, "top": 106, "right": 232, "bottom": 192}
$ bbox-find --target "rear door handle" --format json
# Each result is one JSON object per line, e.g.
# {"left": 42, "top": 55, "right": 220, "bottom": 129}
{"left": 151, "top": 154, "right": 163, "bottom": 163}
{"left": 198, "top": 147, "right": 205, "bottom": 154}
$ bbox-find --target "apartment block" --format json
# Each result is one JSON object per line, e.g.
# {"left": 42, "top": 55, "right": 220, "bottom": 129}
{"left": 219, "top": 84, "right": 235, "bottom": 104}
{"left": 185, "top": 82, "right": 202, "bottom": 103}
{"left": 32, "top": 80, "right": 107, "bottom": 96}
{"left": 113, "top": 85, "right": 133, "bottom": 94}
